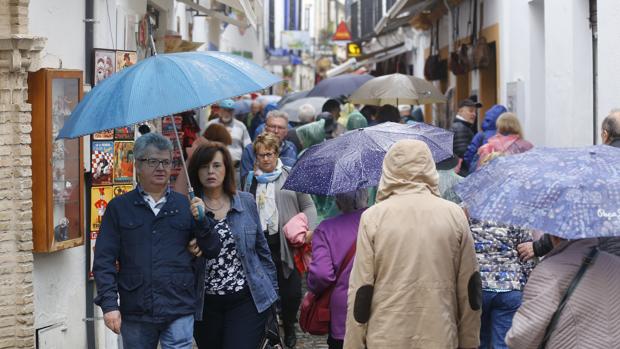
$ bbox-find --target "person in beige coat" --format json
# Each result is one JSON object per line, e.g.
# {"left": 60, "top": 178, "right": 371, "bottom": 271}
{"left": 343, "top": 139, "right": 482, "bottom": 349}
{"left": 506, "top": 237, "right": 620, "bottom": 349}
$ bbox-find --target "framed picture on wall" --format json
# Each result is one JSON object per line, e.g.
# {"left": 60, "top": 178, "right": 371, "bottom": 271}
{"left": 116, "top": 50, "right": 137, "bottom": 72}
{"left": 93, "top": 49, "right": 116, "bottom": 86}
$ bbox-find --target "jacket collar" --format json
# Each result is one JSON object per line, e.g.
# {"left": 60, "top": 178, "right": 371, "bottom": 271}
{"left": 230, "top": 192, "right": 245, "bottom": 213}
{"left": 610, "top": 139, "right": 620, "bottom": 148}
{"left": 130, "top": 187, "right": 174, "bottom": 206}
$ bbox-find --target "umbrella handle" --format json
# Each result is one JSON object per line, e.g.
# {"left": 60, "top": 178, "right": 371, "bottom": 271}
{"left": 188, "top": 189, "right": 205, "bottom": 221}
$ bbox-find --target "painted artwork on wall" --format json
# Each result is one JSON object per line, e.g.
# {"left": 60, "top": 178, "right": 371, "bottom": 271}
{"left": 116, "top": 50, "right": 137, "bottom": 71}
{"left": 113, "top": 184, "right": 134, "bottom": 198}
{"left": 93, "top": 49, "right": 116, "bottom": 86}
{"left": 91, "top": 141, "right": 114, "bottom": 186}
{"left": 90, "top": 186, "right": 113, "bottom": 231}
{"left": 93, "top": 129, "right": 114, "bottom": 140}
{"left": 113, "top": 141, "right": 134, "bottom": 183}
{"left": 114, "top": 125, "right": 135, "bottom": 140}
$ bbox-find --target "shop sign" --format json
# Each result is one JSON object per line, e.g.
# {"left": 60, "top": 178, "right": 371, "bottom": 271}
{"left": 347, "top": 42, "right": 362, "bottom": 58}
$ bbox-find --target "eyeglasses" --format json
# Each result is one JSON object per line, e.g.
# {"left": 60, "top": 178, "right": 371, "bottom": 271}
{"left": 138, "top": 158, "right": 172, "bottom": 168}
{"left": 256, "top": 152, "right": 276, "bottom": 159}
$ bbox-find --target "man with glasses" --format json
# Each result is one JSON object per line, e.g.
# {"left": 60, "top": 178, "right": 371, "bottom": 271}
{"left": 240, "top": 110, "right": 298, "bottom": 183}
{"left": 93, "top": 133, "right": 222, "bottom": 349}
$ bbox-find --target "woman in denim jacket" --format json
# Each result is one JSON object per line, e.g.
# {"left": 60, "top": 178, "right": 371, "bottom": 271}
{"left": 187, "top": 142, "right": 278, "bottom": 349}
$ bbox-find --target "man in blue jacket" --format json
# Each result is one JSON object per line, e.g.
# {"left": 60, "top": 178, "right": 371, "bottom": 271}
{"left": 463, "top": 104, "right": 507, "bottom": 172}
{"left": 93, "top": 133, "right": 222, "bottom": 349}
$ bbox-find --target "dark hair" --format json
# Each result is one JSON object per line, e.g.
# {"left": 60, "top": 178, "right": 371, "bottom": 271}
{"left": 322, "top": 99, "right": 341, "bottom": 113}
{"left": 187, "top": 143, "right": 236, "bottom": 198}
{"left": 202, "top": 123, "right": 232, "bottom": 145}
{"left": 360, "top": 105, "right": 378, "bottom": 123}
{"left": 377, "top": 105, "right": 400, "bottom": 123}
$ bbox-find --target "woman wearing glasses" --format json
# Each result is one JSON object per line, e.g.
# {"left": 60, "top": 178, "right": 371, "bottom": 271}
{"left": 187, "top": 142, "right": 278, "bottom": 349}
{"left": 243, "top": 132, "right": 317, "bottom": 348}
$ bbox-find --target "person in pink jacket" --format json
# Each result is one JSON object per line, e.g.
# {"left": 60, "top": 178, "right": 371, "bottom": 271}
{"left": 307, "top": 189, "right": 368, "bottom": 349}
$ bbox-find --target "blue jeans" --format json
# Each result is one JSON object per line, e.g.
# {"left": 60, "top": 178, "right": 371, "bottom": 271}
{"left": 121, "top": 314, "right": 194, "bottom": 349}
{"left": 480, "top": 290, "right": 522, "bottom": 349}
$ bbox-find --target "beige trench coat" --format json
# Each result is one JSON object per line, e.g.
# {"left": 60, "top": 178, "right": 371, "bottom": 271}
{"left": 506, "top": 238, "right": 620, "bottom": 349}
{"left": 343, "top": 140, "right": 481, "bottom": 349}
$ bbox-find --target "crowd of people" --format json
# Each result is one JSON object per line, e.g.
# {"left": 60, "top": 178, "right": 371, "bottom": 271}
{"left": 92, "top": 93, "right": 620, "bottom": 349}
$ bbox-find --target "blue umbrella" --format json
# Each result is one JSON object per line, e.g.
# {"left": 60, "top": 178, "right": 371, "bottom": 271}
{"left": 57, "top": 50, "right": 280, "bottom": 218}
{"left": 456, "top": 145, "right": 620, "bottom": 239}
{"left": 57, "top": 51, "right": 281, "bottom": 139}
{"left": 306, "top": 73, "right": 373, "bottom": 98}
{"left": 283, "top": 122, "right": 453, "bottom": 195}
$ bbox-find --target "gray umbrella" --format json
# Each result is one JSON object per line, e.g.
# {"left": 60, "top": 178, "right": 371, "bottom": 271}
{"left": 281, "top": 97, "right": 328, "bottom": 122}
{"left": 349, "top": 73, "right": 447, "bottom": 106}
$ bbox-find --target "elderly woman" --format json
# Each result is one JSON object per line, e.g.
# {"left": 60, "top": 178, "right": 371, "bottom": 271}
{"left": 307, "top": 189, "right": 368, "bottom": 349}
{"left": 187, "top": 142, "right": 278, "bottom": 349}
{"left": 476, "top": 112, "right": 533, "bottom": 167}
{"left": 243, "top": 132, "right": 318, "bottom": 348}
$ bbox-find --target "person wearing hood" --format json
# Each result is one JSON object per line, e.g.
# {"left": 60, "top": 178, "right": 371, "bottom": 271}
{"left": 343, "top": 140, "right": 481, "bottom": 349}
{"left": 463, "top": 104, "right": 507, "bottom": 171}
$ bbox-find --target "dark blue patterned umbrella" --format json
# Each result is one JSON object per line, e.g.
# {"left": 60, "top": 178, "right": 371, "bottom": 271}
{"left": 283, "top": 122, "right": 453, "bottom": 195}
{"left": 456, "top": 145, "right": 620, "bottom": 239}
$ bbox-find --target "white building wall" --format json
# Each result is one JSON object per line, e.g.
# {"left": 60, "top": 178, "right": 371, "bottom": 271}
{"left": 596, "top": 0, "right": 620, "bottom": 143}
{"left": 28, "top": 1, "right": 147, "bottom": 348}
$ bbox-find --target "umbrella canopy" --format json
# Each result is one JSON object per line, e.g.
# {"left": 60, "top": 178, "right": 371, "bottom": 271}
{"left": 456, "top": 145, "right": 620, "bottom": 239}
{"left": 277, "top": 90, "right": 310, "bottom": 107}
{"left": 283, "top": 122, "right": 454, "bottom": 195}
{"left": 256, "top": 94, "right": 282, "bottom": 105}
{"left": 306, "top": 73, "right": 373, "bottom": 98}
{"left": 58, "top": 51, "right": 281, "bottom": 139}
{"left": 280, "top": 97, "right": 327, "bottom": 122}
{"left": 349, "top": 73, "right": 447, "bottom": 106}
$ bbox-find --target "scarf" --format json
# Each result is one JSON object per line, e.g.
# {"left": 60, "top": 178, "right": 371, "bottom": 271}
{"left": 254, "top": 159, "right": 283, "bottom": 235}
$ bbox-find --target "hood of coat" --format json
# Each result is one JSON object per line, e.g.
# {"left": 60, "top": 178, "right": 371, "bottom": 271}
{"left": 376, "top": 139, "right": 440, "bottom": 203}
{"left": 481, "top": 104, "right": 507, "bottom": 131}
{"left": 296, "top": 119, "right": 326, "bottom": 150}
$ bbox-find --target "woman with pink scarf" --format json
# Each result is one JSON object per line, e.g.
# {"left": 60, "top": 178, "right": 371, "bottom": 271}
{"left": 477, "top": 112, "right": 533, "bottom": 167}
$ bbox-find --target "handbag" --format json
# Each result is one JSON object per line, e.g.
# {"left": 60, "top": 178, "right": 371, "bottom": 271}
{"left": 449, "top": 6, "right": 470, "bottom": 76}
{"left": 258, "top": 305, "right": 284, "bottom": 349}
{"left": 537, "top": 246, "right": 600, "bottom": 349}
{"left": 473, "top": 0, "right": 491, "bottom": 69}
{"left": 424, "top": 22, "right": 447, "bottom": 81}
{"left": 299, "top": 241, "right": 357, "bottom": 335}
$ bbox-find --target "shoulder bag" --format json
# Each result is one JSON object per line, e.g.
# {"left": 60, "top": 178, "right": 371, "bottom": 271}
{"left": 299, "top": 241, "right": 357, "bottom": 335}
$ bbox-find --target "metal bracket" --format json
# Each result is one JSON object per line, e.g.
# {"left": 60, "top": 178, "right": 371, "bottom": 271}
{"left": 83, "top": 18, "right": 100, "bottom": 23}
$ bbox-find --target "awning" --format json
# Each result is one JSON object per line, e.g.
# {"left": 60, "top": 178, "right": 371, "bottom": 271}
{"left": 374, "top": 0, "right": 435, "bottom": 35}
{"left": 178, "top": 0, "right": 257, "bottom": 30}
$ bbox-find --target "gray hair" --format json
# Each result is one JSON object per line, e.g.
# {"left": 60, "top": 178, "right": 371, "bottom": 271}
{"left": 134, "top": 132, "right": 173, "bottom": 160}
{"left": 335, "top": 188, "right": 369, "bottom": 213}
{"left": 297, "top": 104, "right": 316, "bottom": 124}
{"left": 266, "top": 110, "right": 289, "bottom": 123}
{"left": 602, "top": 108, "right": 620, "bottom": 141}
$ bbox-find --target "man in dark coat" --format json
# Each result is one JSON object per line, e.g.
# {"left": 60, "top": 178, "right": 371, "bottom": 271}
{"left": 93, "top": 133, "right": 221, "bottom": 348}
{"left": 450, "top": 98, "right": 482, "bottom": 175}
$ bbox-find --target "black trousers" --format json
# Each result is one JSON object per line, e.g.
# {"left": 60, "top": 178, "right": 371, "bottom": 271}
{"left": 267, "top": 233, "right": 302, "bottom": 329}
{"left": 194, "top": 287, "right": 268, "bottom": 349}
{"left": 328, "top": 336, "right": 344, "bottom": 349}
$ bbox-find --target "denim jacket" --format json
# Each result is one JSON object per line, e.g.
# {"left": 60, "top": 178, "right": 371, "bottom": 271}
{"left": 195, "top": 191, "right": 278, "bottom": 317}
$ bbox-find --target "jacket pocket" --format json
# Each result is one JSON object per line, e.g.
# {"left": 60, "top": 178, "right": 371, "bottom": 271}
{"left": 244, "top": 225, "right": 257, "bottom": 250}
{"left": 158, "top": 272, "right": 196, "bottom": 316}
{"left": 119, "top": 220, "right": 144, "bottom": 245}
{"left": 118, "top": 273, "right": 145, "bottom": 314}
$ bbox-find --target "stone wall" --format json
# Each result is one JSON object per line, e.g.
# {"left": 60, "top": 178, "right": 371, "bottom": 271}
{"left": 0, "top": 0, "right": 45, "bottom": 347}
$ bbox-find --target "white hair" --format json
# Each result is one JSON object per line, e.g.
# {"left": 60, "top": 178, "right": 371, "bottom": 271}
{"left": 335, "top": 189, "right": 368, "bottom": 213}
{"left": 297, "top": 104, "right": 316, "bottom": 124}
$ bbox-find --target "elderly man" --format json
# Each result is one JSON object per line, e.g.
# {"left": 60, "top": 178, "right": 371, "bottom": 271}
{"left": 344, "top": 139, "right": 481, "bottom": 349}
{"left": 506, "top": 235, "right": 620, "bottom": 349}
{"left": 206, "top": 99, "right": 252, "bottom": 165}
{"left": 240, "top": 110, "right": 298, "bottom": 183}
{"left": 286, "top": 103, "right": 316, "bottom": 151}
{"left": 93, "top": 133, "right": 221, "bottom": 349}
{"left": 451, "top": 98, "right": 482, "bottom": 175}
